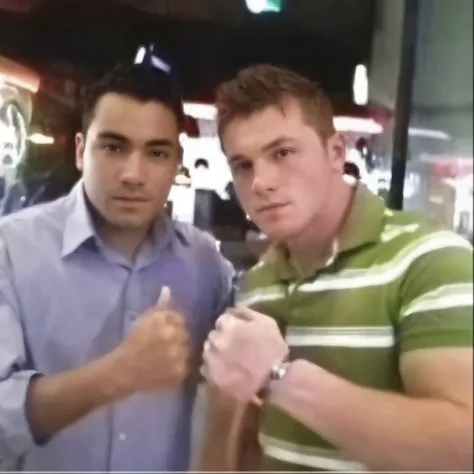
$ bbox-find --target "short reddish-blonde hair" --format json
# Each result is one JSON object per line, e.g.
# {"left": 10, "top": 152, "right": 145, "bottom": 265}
{"left": 216, "top": 64, "right": 336, "bottom": 142}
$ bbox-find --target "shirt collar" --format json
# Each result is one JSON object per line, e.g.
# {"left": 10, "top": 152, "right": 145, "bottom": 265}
{"left": 268, "top": 181, "right": 386, "bottom": 281}
{"left": 61, "top": 180, "right": 190, "bottom": 258}
{"left": 338, "top": 182, "right": 386, "bottom": 253}
{"left": 61, "top": 181, "right": 96, "bottom": 257}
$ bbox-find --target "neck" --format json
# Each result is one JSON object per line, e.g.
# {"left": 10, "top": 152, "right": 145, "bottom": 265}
{"left": 286, "top": 180, "right": 354, "bottom": 275}
{"left": 84, "top": 192, "right": 158, "bottom": 262}
{"left": 96, "top": 222, "right": 152, "bottom": 262}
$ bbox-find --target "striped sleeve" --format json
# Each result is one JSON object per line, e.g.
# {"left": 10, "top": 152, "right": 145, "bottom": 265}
{"left": 398, "top": 231, "right": 473, "bottom": 353}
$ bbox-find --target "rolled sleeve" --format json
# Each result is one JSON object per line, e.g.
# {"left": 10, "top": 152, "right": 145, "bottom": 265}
{"left": 0, "top": 238, "right": 38, "bottom": 466}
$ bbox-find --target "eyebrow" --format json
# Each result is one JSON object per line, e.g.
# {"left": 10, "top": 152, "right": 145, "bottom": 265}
{"left": 260, "top": 136, "right": 297, "bottom": 153}
{"left": 97, "top": 131, "right": 129, "bottom": 143}
{"left": 97, "top": 131, "right": 176, "bottom": 148}
{"left": 228, "top": 154, "right": 247, "bottom": 166}
{"left": 144, "top": 139, "right": 176, "bottom": 148}
{"left": 228, "top": 135, "right": 297, "bottom": 165}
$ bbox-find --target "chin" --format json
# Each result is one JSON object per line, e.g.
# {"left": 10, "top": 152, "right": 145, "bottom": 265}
{"left": 256, "top": 220, "right": 303, "bottom": 242}
{"left": 109, "top": 216, "right": 151, "bottom": 230}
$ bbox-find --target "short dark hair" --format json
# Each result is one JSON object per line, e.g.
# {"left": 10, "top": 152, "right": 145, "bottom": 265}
{"left": 216, "top": 64, "right": 335, "bottom": 142}
{"left": 81, "top": 63, "right": 185, "bottom": 135}
{"left": 178, "top": 166, "right": 191, "bottom": 178}
{"left": 194, "top": 158, "right": 209, "bottom": 169}
{"left": 344, "top": 161, "right": 361, "bottom": 180}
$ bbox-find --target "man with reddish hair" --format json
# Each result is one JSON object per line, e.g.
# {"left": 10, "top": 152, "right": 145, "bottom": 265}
{"left": 198, "top": 64, "right": 473, "bottom": 472}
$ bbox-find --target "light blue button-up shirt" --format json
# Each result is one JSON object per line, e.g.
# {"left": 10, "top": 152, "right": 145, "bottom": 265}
{"left": 0, "top": 182, "right": 234, "bottom": 471}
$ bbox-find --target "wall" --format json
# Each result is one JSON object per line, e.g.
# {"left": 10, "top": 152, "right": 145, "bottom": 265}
{"left": 411, "top": 0, "right": 473, "bottom": 157}
{"left": 369, "top": 0, "right": 473, "bottom": 238}
{"left": 368, "top": 0, "right": 405, "bottom": 111}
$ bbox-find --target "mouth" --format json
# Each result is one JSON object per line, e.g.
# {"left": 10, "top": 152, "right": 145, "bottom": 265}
{"left": 113, "top": 196, "right": 150, "bottom": 204}
{"left": 257, "top": 203, "right": 289, "bottom": 213}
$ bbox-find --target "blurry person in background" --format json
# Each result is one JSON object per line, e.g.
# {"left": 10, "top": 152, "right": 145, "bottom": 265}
{"left": 192, "top": 157, "right": 230, "bottom": 201}
{"left": 192, "top": 158, "right": 211, "bottom": 189}
{"left": 0, "top": 64, "right": 234, "bottom": 471}
{"left": 1, "top": 125, "right": 81, "bottom": 216}
{"left": 0, "top": 174, "right": 5, "bottom": 200}
{"left": 199, "top": 65, "right": 473, "bottom": 472}
{"left": 168, "top": 165, "right": 195, "bottom": 224}
{"left": 343, "top": 160, "right": 361, "bottom": 180}
{"left": 175, "top": 165, "right": 192, "bottom": 186}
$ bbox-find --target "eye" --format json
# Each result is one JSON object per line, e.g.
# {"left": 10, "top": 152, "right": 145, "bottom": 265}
{"left": 102, "top": 144, "right": 122, "bottom": 153}
{"left": 275, "top": 148, "right": 293, "bottom": 159}
{"left": 233, "top": 161, "right": 253, "bottom": 173}
{"left": 150, "top": 150, "right": 169, "bottom": 159}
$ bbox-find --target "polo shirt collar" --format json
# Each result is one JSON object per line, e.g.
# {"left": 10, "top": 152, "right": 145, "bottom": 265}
{"left": 269, "top": 182, "right": 386, "bottom": 281}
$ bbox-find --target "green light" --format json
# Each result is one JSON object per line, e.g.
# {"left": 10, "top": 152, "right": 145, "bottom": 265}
{"left": 246, "top": 0, "right": 282, "bottom": 14}
{"left": 265, "top": 0, "right": 282, "bottom": 12}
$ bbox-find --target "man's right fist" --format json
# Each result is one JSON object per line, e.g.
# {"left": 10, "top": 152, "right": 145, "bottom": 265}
{"left": 115, "top": 286, "right": 190, "bottom": 394}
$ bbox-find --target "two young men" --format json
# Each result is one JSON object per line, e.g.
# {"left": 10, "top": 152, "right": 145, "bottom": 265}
{"left": 0, "top": 61, "right": 471, "bottom": 472}
{"left": 200, "top": 65, "right": 473, "bottom": 471}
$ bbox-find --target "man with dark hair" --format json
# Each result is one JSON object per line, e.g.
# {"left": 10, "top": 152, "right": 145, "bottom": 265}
{"left": 0, "top": 64, "right": 234, "bottom": 471}
{"left": 199, "top": 65, "right": 473, "bottom": 471}
{"left": 81, "top": 63, "right": 186, "bottom": 135}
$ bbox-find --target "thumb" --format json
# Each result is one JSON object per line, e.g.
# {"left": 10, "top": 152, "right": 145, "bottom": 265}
{"left": 156, "top": 285, "right": 172, "bottom": 310}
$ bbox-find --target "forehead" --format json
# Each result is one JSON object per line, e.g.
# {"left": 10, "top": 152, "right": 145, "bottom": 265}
{"left": 221, "top": 100, "right": 318, "bottom": 155}
{"left": 88, "top": 93, "right": 179, "bottom": 141}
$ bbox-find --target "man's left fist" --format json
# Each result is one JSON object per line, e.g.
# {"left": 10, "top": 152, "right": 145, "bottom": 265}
{"left": 201, "top": 307, "right": 289, "bottom": 402}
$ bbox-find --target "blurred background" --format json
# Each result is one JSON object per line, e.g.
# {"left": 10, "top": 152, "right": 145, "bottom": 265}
{"left": 0, "top": 0, "right": 472, "bottom": 269}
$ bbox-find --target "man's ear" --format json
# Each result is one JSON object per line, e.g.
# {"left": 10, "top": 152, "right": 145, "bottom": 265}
{"left": 326, "top": 132, "right": 346, "bottom": 174}
{"left": 75, "top": 133, "right": 85, "bottom": 172}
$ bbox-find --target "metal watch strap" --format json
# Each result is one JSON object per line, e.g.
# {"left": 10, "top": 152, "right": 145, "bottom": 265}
{"left": 270, "top": 359, "right": 292, "bottom": 383}
{"left": 257, "top": 357, "right": 291, "bottom": 402}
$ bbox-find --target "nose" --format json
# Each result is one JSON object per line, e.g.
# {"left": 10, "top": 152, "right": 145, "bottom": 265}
{"left": 119, "top": 152, "right": 146, "bottom": 186}
{"left": 251, "top": 159, "right": 278, "bottom": 195}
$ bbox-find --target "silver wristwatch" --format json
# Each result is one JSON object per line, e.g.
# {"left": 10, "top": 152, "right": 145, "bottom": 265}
{"left": 256, "top": 359, "right": 291, "bottom": 401}
{"left": 270, "top": 359, "right": 292, "bottom": 384}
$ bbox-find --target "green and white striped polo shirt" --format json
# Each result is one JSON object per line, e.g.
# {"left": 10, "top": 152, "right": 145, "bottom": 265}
{"left": 237, "top": 184, "right": 473, "bottom": 472}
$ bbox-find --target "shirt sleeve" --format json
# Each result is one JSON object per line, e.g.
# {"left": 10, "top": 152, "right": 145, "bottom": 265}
{"left": 211, "top": 251, "right": 237, "bottom": 322}
{"left": 0, "top": 236, "right": 39, "bottom": 468}
{"left": 398, "top": 232, "right": 473, "bottom": 353}
{"left": 191, "top": 236, "right": 236, "bottom": 387}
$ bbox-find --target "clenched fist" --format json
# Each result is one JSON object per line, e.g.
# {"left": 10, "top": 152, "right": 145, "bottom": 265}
{"left": 202, "top": 307, "right": 289, "bottom": 402}
{"left": 115, "top": 286, "right": 190, "bottom": 394}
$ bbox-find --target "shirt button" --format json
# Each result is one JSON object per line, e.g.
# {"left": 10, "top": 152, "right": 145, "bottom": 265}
{"left": 119, "top": 432, "right": 127, "bottom": 441}
{"left": 126, "top": 311, "right": 137, "bottom": 321}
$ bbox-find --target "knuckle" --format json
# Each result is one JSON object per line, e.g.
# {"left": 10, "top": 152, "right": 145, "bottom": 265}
{"left": 160, "top": 326, "right": 176, "bottom": 341}
{"left": 167, "top": 311, "right": 183, "bottom": 322}
{"left": 149, "top": 308, "right": 165, "bottom": 320}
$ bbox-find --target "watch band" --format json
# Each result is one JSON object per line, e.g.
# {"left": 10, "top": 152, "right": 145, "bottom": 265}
{"left": 270, "top": 359, "right": 292, "bottom": 384}
{"left": 255, "top": 357, "right": 291, "bottom": 404}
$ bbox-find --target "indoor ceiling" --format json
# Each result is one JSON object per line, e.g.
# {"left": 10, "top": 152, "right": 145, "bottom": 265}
{"left": 0, "top": 0, "right": 375, "bottom": 53}
{"left": 0, "top": 0, "right": 376, "bottom": 103}
{"left": 118, "top": 0, "right": 375, "bottom": 50}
